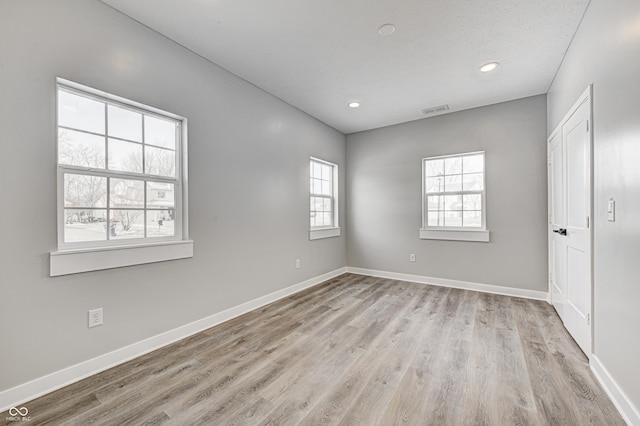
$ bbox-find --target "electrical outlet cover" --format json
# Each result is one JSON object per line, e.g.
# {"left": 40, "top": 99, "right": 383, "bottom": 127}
{"left": 88, "top": 308, "right": 103, "bottom": 328}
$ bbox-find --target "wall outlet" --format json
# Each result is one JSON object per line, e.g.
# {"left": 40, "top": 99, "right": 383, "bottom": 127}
{"left": 88, "top": 308, "right": 103, "bottom": 328}
{"left": 295, "top": 259, "right": 301, "bottom": 269}
{"left": 409, "top": 253, "right": 416, "bottom": 262}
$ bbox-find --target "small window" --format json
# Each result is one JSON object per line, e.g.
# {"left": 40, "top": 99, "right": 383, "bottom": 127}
{"left": 309, "top": 157, "right": 340, "bottom": 240}
{"left": 51, "top": 79, "right": 192, "bottom": 276}
{"left": 421, "top": 152, "right": 489, "bottom": 242}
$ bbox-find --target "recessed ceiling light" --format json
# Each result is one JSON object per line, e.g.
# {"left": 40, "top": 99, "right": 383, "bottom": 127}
{"left": 348, "top": 101, "right": 361, "bottom": 108}
{"left": 378, "top": 23, "right": 396, "bottom": 36}
{"left": 480, "top": 62, "right": 499, "bottom": 73}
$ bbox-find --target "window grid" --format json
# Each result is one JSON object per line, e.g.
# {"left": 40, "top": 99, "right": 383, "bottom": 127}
{"left": 57, "top": 82, "right": 182, "bottom": 248}
{"left": 423, "top": 152, "right": 485, "bottom": 230}
{"left": 310, "top": 158, "right": 336, "bottom": 229}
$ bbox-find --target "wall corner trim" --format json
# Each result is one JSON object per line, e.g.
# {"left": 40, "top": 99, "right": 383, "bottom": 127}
{"left": 0, "top": 266, "right": 347, "bottom": 412}
{"left": 346, "top": 267, "right": 548, "bottom": 301}
{"left": 591, "top": 355, "right": 640, "bottom": 426}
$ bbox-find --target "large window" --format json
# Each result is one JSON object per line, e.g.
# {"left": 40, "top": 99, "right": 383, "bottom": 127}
{"left": 309, "top": 157, "right": 340, "bottom": 240}
{"left": 51, "top": 79, "right": 192, "bottom": 276}
{"left": 421, "top": 151, "right": 489, "bottom": 242}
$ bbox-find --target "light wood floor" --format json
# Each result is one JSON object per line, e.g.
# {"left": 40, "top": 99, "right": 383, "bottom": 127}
{"left": 4, "top": 274, "right": 625, "bottom": 425}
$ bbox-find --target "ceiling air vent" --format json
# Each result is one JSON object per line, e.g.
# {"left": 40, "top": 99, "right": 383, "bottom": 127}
{"left": 421, "top": 104, "right": 449, "bottom": 115}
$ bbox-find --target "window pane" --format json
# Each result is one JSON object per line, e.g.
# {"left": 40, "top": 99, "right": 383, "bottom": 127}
{"left": 321, "top": 164, "right": 332, "bottom": 180}
{"left": 444, "top": 195, "right": 462, "bottom": 211}
{"left": 147, "top": 210, "right": 175, "bottom": 238}
{"left": 108, "top": 138, "right": 143, "bottom": 173}
{"left": 145, "top": 146, "right": 176, "bottom": 178}
{"left": 144, "top": 115, "right": 176, "bottom": 149}
{"left": 323, "top": 197, "right": 332, "bottom": 212}
{"left": 463, "top": 194, "right": 482, "bottom": 210}
{"left": 425, "top": 177, "right": 444, "bottom": 193}
{"left": 310, "top": 211, "right": 316, "bottom": 228}
{"left": 444, "top": 156, "right": 462, "bottom": 175}
{"left": 444, "top": 211, "right": 463, "bottom": 227}
{"left": 64, "top": 209, "right": 107, "bottom": 242}
{"left": 427, "top": 211, "right": 444, "bottom": 227}
{"left": 312, "top": 179, "right": 322, "bottom": 195}
{"left": 323, "top": 212, "right": 332, "bottom": 227}
{"left": 147, "top": 182, "right": 175, "bottom": 208}
{"left": 58, "top": 90, "right": 105, "bottom": 134}
{"left": 321, "top": 180, "right": 331, "bottom": 196}
{"left": 58, "top": 129, "right": 105, "bottom": 168}
{"left": 312, "top": 197, "right": 323, "bottom": 212}
{"left": 110, "top": 210, "right": 144, "bottom": 239}
{"left": 312, "top": 162, "right": 322, "bottom": 178}
{"left": 110, "top": 178, "right": 144, "bottom": 208}
{"left": 463, "top": 211, "right": 482, "bottom": 227}
{"left": 64, "top": 174, "right": 107, "bottom": 208}
{"left": 108, "top": 105, "right": 142, "bottom": 142}
{"left": 463, "top": 154, "right": 484, "bottom": 173}
{"left": 462, "top": 172, "right": 484, "bottom": 191}
{"left": 424, "top": 159, "right": 444, "bottom": 177}
{"left": 427, "top": 195, "right": 443, "bottom": 211}
{"left": 444, "top": 175, "right": 462, "bottom": 192}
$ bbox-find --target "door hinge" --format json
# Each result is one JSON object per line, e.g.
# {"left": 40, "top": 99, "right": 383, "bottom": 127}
{"left": 587, "top": 313, "right": 591, "bottom": 325}
{"left": 587, "top": 216, "right": 590, "bottom": 228}
{"left": 586, "top": 120, "right": 590, "bottom": 132}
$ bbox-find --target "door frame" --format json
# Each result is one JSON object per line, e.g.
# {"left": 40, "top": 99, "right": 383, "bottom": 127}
{"left": 547, "top": 84, "right": 594, "bottom": 357}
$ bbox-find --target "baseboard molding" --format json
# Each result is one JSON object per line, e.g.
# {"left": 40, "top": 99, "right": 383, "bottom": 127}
{"left": 0, "top": 267, "right": 347, "bottom": 412}
{"left": 346, "top": 267, "right": 548, "bottom": 301}
{"left": 591, "top": 355, "right": 640, "bottom": 426}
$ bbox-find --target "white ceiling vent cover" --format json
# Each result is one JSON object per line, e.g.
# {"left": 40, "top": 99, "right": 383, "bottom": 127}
{"left": 421, "top": 105, "right": 450, "bottom": 115}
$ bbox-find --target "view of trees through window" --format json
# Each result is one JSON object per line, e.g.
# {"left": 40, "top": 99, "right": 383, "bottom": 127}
{"left": 57, "top": 85, "right": 180, "bottom": 245}
{"left": 424, "top": 152, "right": 485, "bottom": 229}
{"left": 310, "top": 158, "right": 336, "bottom": 229}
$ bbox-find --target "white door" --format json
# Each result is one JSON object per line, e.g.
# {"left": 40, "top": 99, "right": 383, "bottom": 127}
{"left": 549, "top": 132, "right": 566, "bottom": 318}
{"left": 548, "top": 91, "right": 592, "bottom": 357}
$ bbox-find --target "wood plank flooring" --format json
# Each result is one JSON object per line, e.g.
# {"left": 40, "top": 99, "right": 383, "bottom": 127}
{"left": 3, "top": 274, "right": 626, "bottom": 425}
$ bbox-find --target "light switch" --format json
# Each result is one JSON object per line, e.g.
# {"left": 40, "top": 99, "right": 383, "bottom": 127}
{"left": 607, "top": 198, "right": 615, "bottom": 222}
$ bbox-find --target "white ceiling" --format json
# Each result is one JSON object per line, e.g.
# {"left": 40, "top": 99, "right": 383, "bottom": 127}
{"left": 100, "top": 0, "right": 590, "bottom": 134}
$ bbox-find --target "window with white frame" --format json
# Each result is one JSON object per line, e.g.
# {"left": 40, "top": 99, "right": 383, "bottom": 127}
{"left": 51, "top": 79, "right": 192, "bottom": 276}
{"left": 421, "top": 151, "right": 489, "bottom": 241}
{"left": 309, "top": 157, "right": 340, "bottom": 240}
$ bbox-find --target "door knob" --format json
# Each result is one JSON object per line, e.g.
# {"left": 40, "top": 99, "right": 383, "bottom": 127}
{"left": 553, "top": 228, "right": 567, "bottom": 236}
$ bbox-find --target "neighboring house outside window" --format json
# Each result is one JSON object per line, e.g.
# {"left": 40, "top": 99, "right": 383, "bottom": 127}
{"left": 420, "top": 151, "right": 490, "bottom": 242}
{"left": 50, "top": 78, "right": 193, "bottom": 276}
{"left": 309, "top": 157, "right": 340, "bottom": 240}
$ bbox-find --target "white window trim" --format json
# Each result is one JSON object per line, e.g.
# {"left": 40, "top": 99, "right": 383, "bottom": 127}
{"left": 50, "top": 78, "right": 193, "bottom": 276}
{"left": 419, "top": 229, "right": 490, "bottom": 242}
{"left": 309, "top": 157, "right": 340, "bottom": 240}
{"left": 309, "top": 227, "right": 341, "bottom": 240}
{"left": 420, "top": 151, "right": 490, "bottom": 242}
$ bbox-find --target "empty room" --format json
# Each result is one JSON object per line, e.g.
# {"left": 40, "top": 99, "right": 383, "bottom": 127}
{"left": 1, "top": 0, "right": 639, "bottom": 424}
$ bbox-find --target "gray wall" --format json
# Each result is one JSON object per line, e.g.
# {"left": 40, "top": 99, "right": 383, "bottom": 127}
{"left": 547, "top": 0, "right": 640, "bottom": 411}
{"left": 346, "top": 95, "right": 548, "bottom": 291}
{"left": 0, "top": 0, "right": 346, "bottom": 392}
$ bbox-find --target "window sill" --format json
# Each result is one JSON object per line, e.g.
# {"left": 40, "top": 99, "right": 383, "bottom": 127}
{"left": 419, "top": 229, "right": 490, "bottom": 242}
{"left": 50, "top": 240, "right": 194, "bottom": 277}
{"left": 309, "top": 227, "right": 341, "bottom": 240}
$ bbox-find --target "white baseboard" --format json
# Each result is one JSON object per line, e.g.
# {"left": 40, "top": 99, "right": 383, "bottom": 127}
{"left": 346, "top": 267, "right": 548, "bottom": 301}
{"left": 0, "top": 267, "right": 347, "bottom": 412}
{"left": 591, "top": 355, "right": 640, "bottom": 426}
